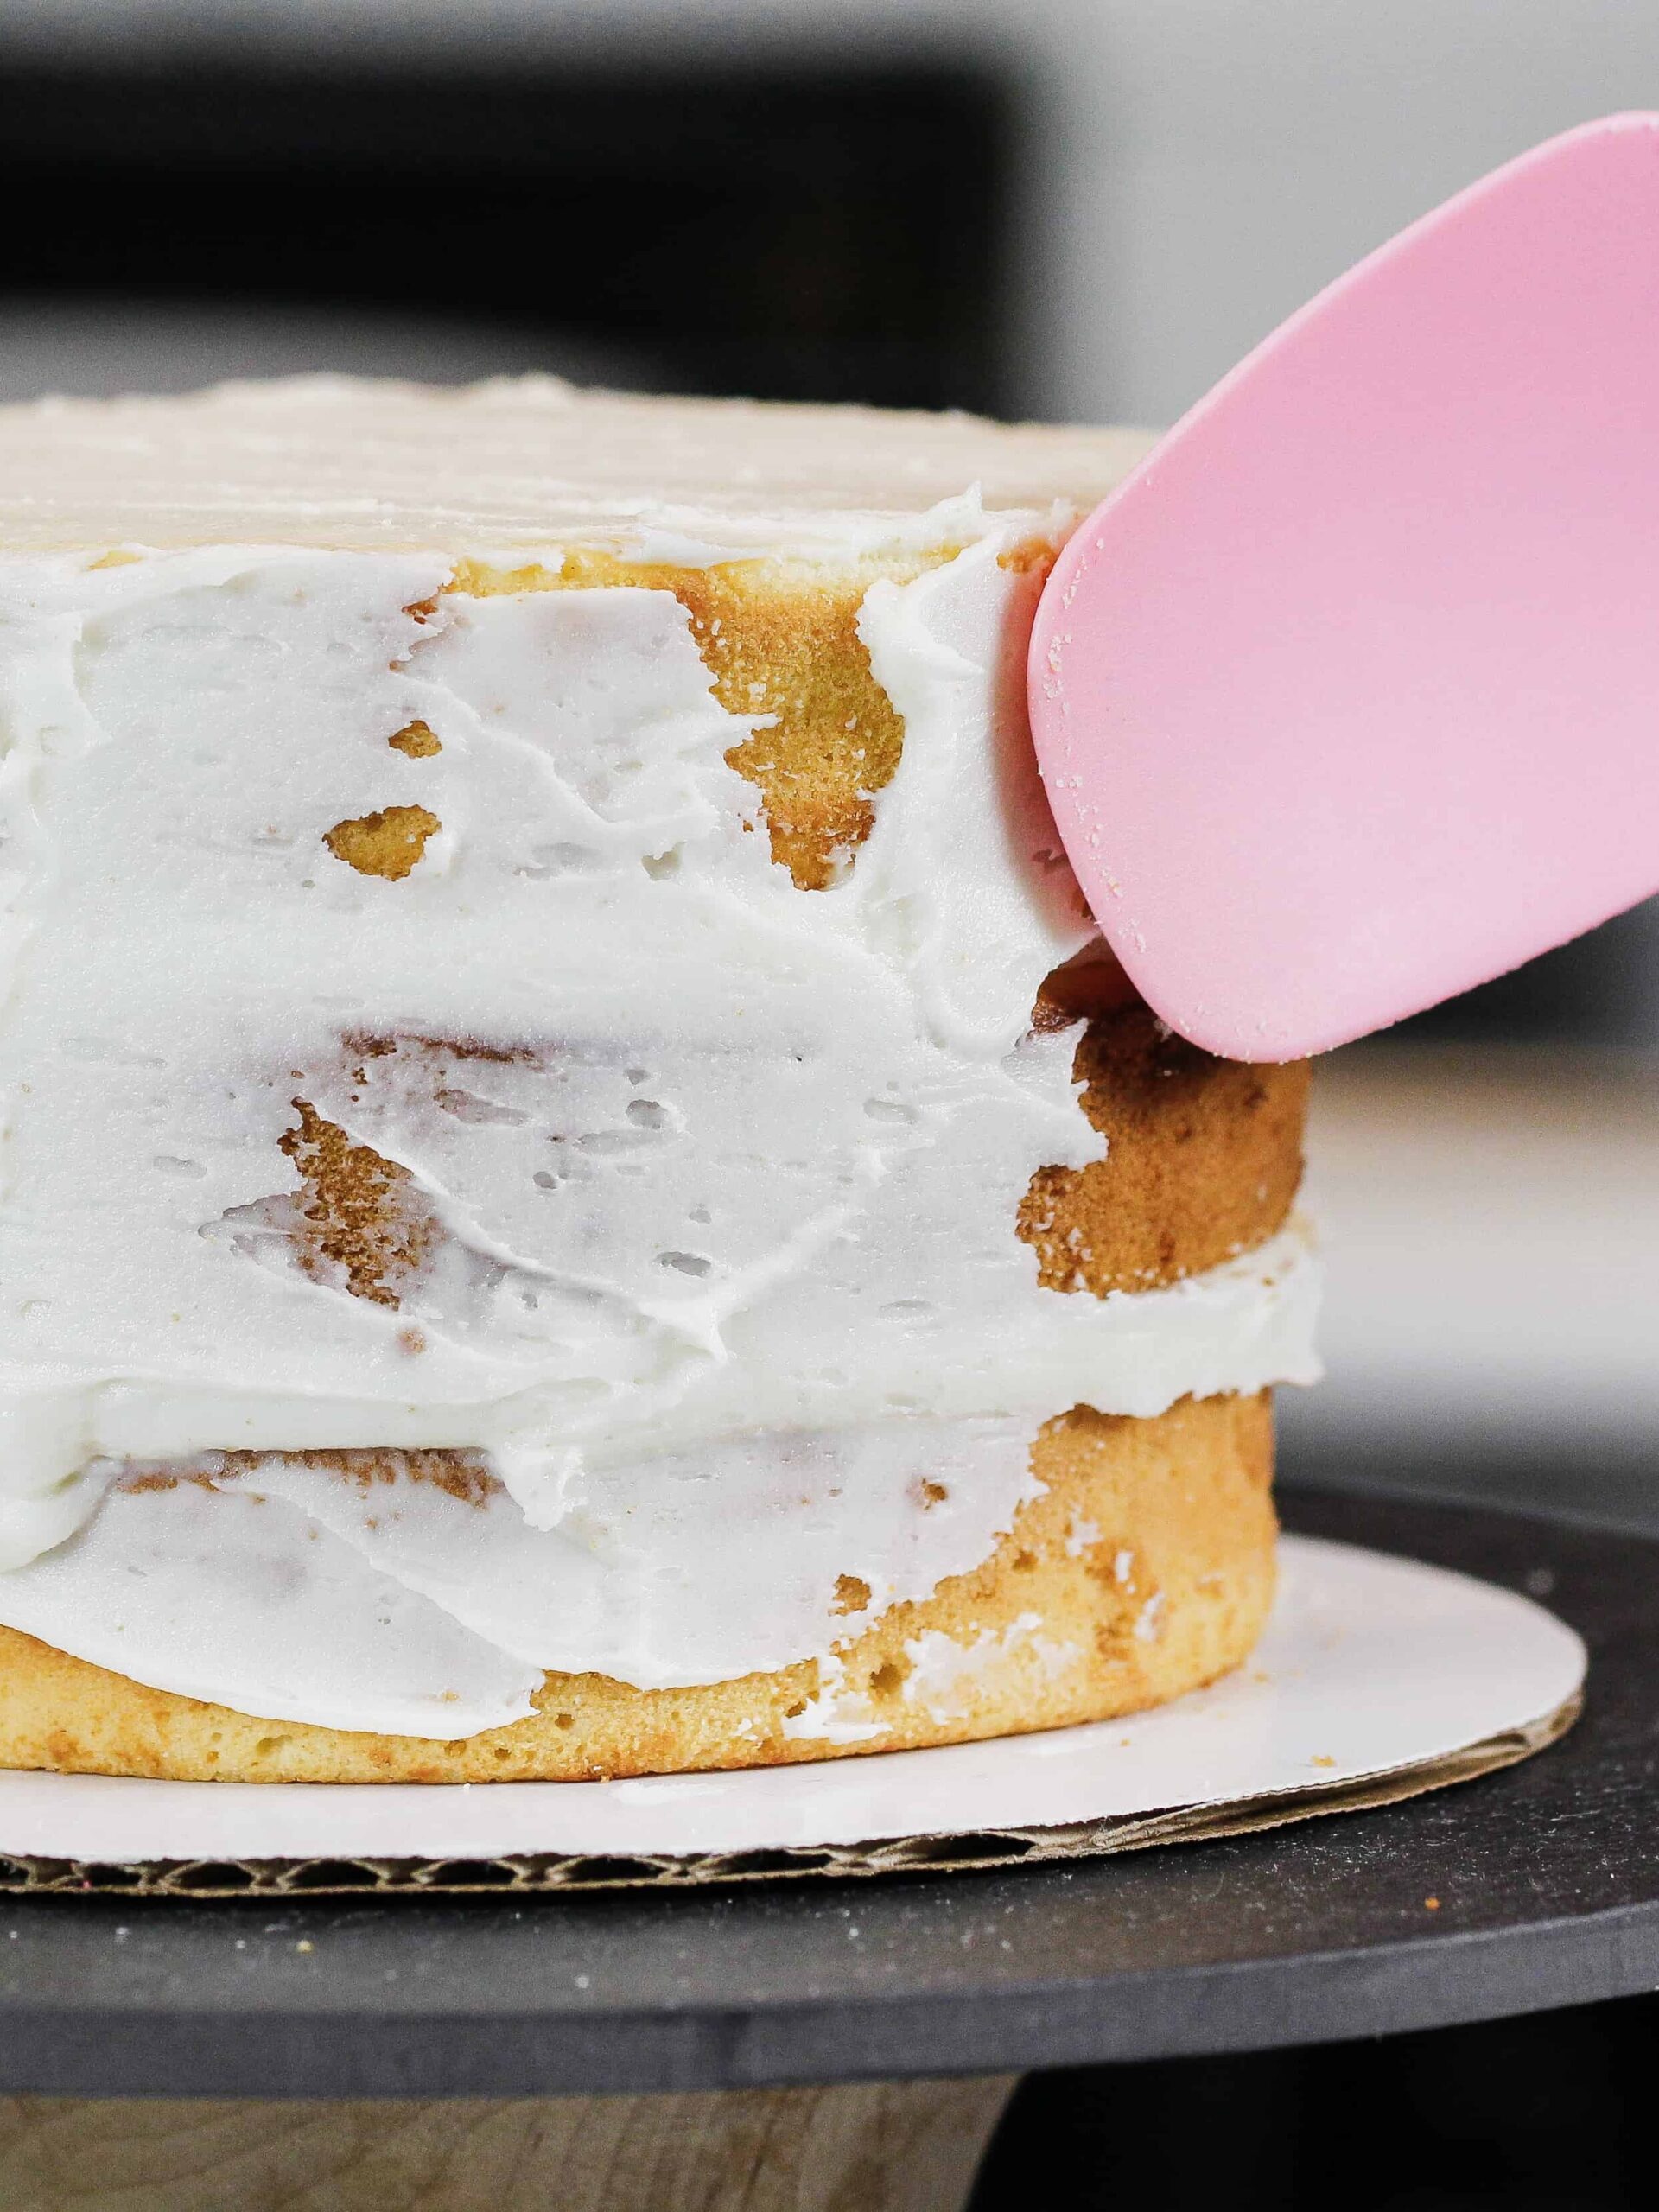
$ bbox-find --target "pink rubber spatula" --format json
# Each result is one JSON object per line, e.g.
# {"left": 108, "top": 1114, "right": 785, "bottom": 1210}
{"left": 1029, "top": 113, "right": 1659, "bottom": 1063}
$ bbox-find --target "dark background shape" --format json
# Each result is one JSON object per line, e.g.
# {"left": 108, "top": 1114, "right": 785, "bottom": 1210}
{"left": 0, "top": 52, "right": 1012, "bottom": 413}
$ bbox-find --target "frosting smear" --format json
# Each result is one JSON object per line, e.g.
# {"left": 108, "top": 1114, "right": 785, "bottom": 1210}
{"left": 0, "top": 500, "right": 1317, "bottom": 1730}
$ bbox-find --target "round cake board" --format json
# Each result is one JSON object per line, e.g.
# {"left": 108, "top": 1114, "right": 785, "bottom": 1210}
{"left": 0, "top": 1535, "right": 1584, "bottom": 1897}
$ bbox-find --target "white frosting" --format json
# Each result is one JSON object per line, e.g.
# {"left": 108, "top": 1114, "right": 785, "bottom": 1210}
{"left": 0, "top": 1473, "right": 542, "bottom": 1737}
{"left": 0, "top": 513, "right": 1319, "bottom": 1732}
{"left": 0, "top": 376, "right": 1156, "bottom": 559}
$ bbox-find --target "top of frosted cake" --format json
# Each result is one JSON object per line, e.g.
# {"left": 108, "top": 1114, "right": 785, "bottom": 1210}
{"left": 0, "top": 374, "right": 1154, "bottom": 560}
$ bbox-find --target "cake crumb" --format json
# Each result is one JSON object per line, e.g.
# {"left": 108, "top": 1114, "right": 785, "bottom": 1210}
{"left": 388, "top": 719, "right": 442, "bottom": 758}
{"left": 325, "top": 804, "right": 441, "bottom": 880}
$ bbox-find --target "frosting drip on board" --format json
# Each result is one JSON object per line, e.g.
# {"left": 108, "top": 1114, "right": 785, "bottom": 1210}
{"left": 0, "top": 504, "right": 1318, "bottom": 1726}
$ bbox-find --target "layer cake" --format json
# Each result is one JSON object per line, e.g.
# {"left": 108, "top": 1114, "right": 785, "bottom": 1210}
{"left": 0, "top": 378, "right": 1317, "bottom": 1780}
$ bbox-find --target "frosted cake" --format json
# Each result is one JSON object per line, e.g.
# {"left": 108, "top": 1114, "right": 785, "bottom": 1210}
{"left": 0, "top": 378, "right": 1317, "bottom": 1782}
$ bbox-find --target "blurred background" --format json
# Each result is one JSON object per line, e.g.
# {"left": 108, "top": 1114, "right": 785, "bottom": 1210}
{"left": 0, "top": 0, "right": 1654, "bottom": 1522}
{"left": 4, "top": 0, "right": 1656, "bottom": 1535}
{"left": 4, "top": 3, "right": 1656, "bottom": 2202}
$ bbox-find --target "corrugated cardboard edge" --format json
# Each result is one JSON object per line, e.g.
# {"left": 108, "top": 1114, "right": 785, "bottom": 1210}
{"left": 0, "top": 1693, "right": 1579, "bottom": 1897}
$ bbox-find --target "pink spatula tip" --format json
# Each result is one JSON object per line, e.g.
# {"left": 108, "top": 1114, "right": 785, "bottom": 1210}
{"left": 1029, "top": 112, "right": 1659, "bottom": 1064}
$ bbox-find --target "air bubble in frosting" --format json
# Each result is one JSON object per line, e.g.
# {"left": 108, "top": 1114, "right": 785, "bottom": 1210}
{"left": 657, "top": 1251, "right": 713, "bottom": 1278}
{"left": 862, "top": 1097, "right": 918, "bottom": 1125}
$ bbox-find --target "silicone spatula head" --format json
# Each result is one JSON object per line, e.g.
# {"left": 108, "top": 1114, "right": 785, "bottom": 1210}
{"left": 1029, "top": 113, "right": 1659, "bottom": 1062}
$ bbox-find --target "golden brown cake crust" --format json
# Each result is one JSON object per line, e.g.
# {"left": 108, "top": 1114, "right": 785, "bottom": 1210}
{"left": 0, "top": 1393, "right": 1274, "bottom": 1784}
{"left": 1022, "top": 1002, "right": 1311, "bottom": 1294}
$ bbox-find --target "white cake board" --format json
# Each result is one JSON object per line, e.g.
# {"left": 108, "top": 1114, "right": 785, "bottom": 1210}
{"left": 0, "top": 1537, "right": 1586, "bottom": 1893}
